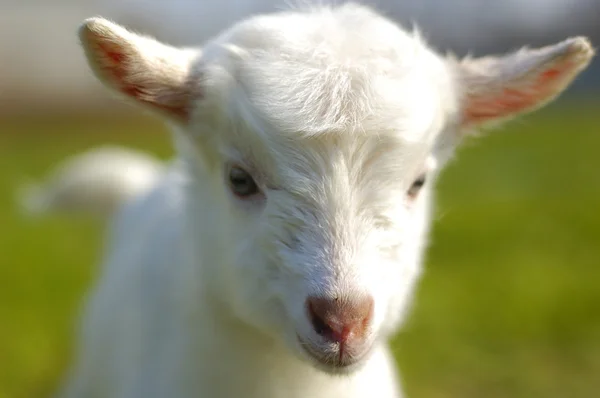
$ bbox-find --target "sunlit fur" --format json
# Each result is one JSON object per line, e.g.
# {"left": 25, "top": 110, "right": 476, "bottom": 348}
{"left": 59, "top": 3, "right": 593, "bottom": 398}
{"left": 17, "top": 146, "right": 164, "bottom": 218}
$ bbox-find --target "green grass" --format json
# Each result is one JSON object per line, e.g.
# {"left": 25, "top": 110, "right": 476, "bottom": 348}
{"left": 1, "top": 103, "right": 599, "bottom": 397}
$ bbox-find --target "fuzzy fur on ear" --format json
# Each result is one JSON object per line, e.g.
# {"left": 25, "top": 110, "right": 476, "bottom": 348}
{"left": 79, "top": 18, "right": 200, "bottom": 122}
{"left": 455, "top": 37, "right": 595, "bottom": 127}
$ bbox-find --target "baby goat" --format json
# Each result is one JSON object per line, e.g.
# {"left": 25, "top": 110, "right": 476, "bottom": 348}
{"left": 60, "top": 3, "right": 594, "bottom": 397}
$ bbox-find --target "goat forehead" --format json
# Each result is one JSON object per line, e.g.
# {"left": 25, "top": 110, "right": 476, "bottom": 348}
{"left": 204, "top": 4, "right": 453, "bottom": 138}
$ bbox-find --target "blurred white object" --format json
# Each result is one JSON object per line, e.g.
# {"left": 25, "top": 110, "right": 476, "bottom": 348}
{"left": 18, "top": 146, "right": 165, "bottom": 218}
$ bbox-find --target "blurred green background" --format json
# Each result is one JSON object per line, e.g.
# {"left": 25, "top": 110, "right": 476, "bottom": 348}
{"left": 1, "top": 101, "right": 598, "bottom": 398}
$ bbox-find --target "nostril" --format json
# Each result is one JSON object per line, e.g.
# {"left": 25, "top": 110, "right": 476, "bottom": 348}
{"left": 306, "top": 295, "right": 374, "bottom": 344}
{"left": 308, "top": 300, "right": 335, "bottom": 339}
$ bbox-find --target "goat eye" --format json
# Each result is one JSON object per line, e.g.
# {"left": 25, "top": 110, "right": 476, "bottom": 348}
{"left": 407, "top": 174, "right": 426, "bottom": 198}
{"left": 228, "top": 166, "right": 260, "bottom": 197}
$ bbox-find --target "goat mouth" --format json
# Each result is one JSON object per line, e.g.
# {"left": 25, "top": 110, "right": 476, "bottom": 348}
{"left": 296, "top": 335, "right": 371, "bottom": 373}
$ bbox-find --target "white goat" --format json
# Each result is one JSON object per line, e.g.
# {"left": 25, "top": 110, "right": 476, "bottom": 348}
{"left": 59, "top": 3, "right": 594, "bottom": 398}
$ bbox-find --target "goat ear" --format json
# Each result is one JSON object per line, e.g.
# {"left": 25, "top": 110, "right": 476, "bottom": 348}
{"left": 456, "top": 37, "right": 594, "bottom": 128}
{"left": 78, "top": 18, "right": 200, "bottom": 122}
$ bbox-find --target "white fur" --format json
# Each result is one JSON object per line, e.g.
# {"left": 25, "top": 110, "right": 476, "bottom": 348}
{"left": 59, "top": 3, "right": 593, "bottom": 398}
{"left": 18, "top": 146, "right": 164, "bottom": 218}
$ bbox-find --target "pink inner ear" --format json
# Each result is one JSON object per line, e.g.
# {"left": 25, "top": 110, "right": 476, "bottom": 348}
{"left": 464, "top": 61, "right": 574, "bottom": 124}
{"left": 95, "top": 41, "right": 189, "bottom": 120}
{"left": 103, "top": 46, "right": 125, "bottom": 64}
{"left": 96, "top": 42, "right": 143, "bottom": 98}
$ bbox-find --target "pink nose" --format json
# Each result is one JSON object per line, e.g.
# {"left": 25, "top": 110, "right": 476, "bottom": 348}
{"left": 306, "top": 295, "right": 374, "bottom": 346}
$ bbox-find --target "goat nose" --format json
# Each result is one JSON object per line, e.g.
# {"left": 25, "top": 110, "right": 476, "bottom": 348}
{"left": 306, "top": 295, "right": 374, "bottom": 345}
